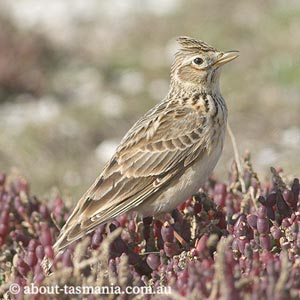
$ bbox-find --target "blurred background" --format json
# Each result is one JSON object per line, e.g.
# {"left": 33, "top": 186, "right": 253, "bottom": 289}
{"left": 0, "top": 0, "right": 299, "bottom": 200}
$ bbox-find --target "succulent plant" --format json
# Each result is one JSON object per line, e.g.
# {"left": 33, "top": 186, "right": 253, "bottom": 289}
{"left": 0, "top": 165, "right": 299, "bottom": 300}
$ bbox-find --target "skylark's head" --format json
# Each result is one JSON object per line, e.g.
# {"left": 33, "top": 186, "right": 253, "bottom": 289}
{"left": 171, "top": 36, "right": 238, "bottom": 93}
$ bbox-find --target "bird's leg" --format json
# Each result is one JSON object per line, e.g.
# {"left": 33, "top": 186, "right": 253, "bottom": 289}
{"left": 173, "top": 228, "right": 187, "bottom": 247}
{"left": 154, "top": 213, "right": 188, "bottom": 248}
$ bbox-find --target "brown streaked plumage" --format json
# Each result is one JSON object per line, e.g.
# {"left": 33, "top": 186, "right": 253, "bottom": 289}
{"left": 47, "top": 36, "right": 238, "bottom": 263}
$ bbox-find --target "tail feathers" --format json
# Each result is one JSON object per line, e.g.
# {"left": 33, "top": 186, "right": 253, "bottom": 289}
{"left": 53, "top": 217, "right": 108, "bottom": 255}
{"left": 53, "top": 223, "right": 93, "bottom": 255}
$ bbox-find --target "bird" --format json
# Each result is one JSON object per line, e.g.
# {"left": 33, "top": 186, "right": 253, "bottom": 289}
{"left": 50, "top": 36, "right": 238, "bottom": 260}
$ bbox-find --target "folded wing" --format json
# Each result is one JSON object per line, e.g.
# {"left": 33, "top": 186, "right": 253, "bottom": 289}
{"left": 53, "top": 99, "right": 209, "bottom": 253}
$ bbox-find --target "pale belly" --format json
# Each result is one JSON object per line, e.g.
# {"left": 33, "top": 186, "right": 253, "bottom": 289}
{"left": 137, "top": 138, "right": 224, "bottom": 217}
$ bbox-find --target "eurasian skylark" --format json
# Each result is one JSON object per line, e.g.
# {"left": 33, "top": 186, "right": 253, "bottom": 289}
{"left": 52, "top": 36, "right": 238, "bottom": 256}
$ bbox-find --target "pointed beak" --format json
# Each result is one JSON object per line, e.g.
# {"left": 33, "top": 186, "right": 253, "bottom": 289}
{"left": 214, "top": 50, "right": 239, "bottom": 67}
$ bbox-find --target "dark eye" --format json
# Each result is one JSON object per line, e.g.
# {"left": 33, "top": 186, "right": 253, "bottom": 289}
{"left": 193, "top": 57, "right": 204, "bottom": 65}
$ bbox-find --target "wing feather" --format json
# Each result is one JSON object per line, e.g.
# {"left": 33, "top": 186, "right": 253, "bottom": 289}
{"left": 53, "top": 99, "right": 209, "bottom": 253}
